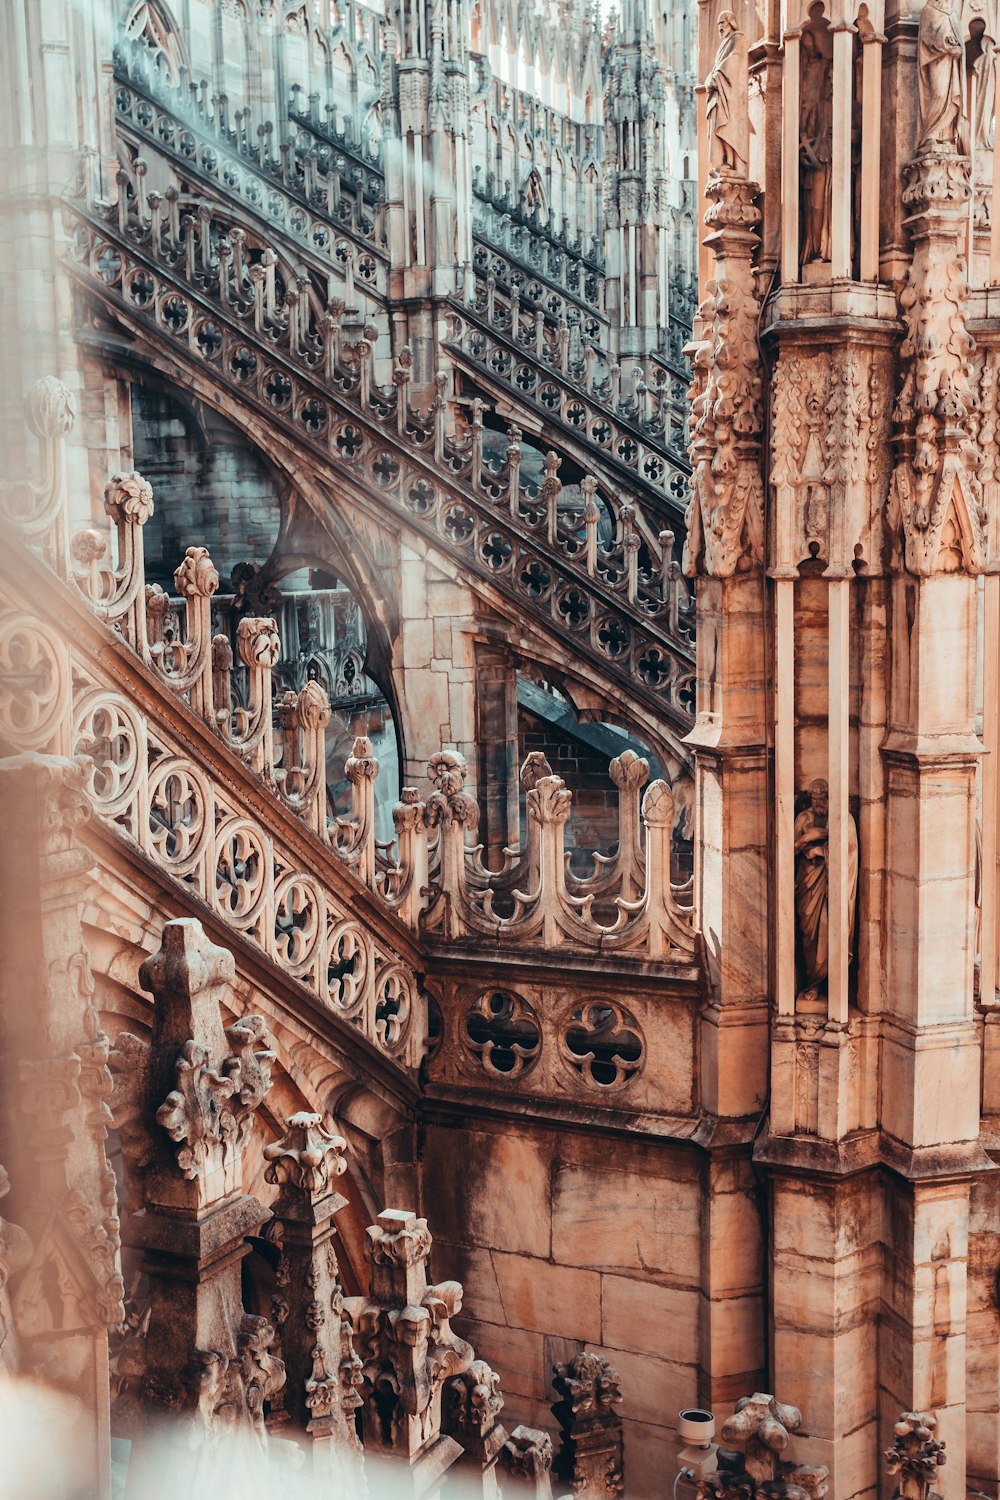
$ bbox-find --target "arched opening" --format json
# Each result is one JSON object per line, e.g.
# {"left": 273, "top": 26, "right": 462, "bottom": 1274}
{"left": 130, "top": 381, "right": 402, "bottom": 837}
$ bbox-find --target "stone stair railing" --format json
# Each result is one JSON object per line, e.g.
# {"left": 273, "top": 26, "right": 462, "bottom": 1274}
{"left": 64, "top": 180, "right": 697, "bottom": 725}
{"left": 444, "top": 297, "right": 691, "bottom": 506}
{"left": 0, "top": 384, "right": 698, "bottom": 1075}
{"left": 114, "top": 39, "right": 387, "bottom": 272}
{"left": 113, "top": 40, "right": 695, "bottom": 520}
{"left": 471, "top": 189, "right": 605, "bottom": 317}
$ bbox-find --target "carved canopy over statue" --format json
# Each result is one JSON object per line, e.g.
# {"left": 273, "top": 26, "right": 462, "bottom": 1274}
{"left": 916, "top": 0, "right": 969, "bottom": 153}
{"left": 794, "top": 779, "right": 858, "bottom": 1004}
{"left": 705, "top": 10, "right": 750, "bottom": 174}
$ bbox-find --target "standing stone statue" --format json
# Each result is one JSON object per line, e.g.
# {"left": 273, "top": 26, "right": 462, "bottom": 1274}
{"left": 705, "top": 10, "right": 750, "bottom": 174}
{"left": 916, "top": 0, "right": 968, "bottom": 153}
{"left": 794, "top": 779, "right": 859, "bottom": 1003}
{"left": 799, "top": 22, "right": 834, "bottom": 262}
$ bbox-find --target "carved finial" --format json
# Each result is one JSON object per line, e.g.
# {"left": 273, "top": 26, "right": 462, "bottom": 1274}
{"left": 885, "top": 1412, "right": 946, "bottom": 1500}
{"left": 25, "top": 376, "right": 76, "bottom": 439}
{"left": 609, "top": 748, "right": 649, "bottom": 792}
{"left": 297, "top": 678, "right": 332, "bottom": 730}
{"left": 504, "top": 1424, "right": 555, "bottom": 1491}
{"left": 642, "top": 779, "right": 675, "bottom": 829}
{"left": 236, "top": 615, "right": 281, "bottom": 669}
{"left": 552, "top": 1351, "right": 623, "bottom": 1420}
{"left": 527, "top": 775, "right": 572, "bottom": 827}
{"left": 428, "top": 748, "right": 468, "bottom": 796}
{"left": 104, "top": 471, "right": 154, "bottom": 525}
{"left": 264, "top": 1111, "right": 348, "bottom": 1198}
{"left": 520, "top": 750, "right": 554, "bottom": 789}
{"left": 173, "top": 545, "right": 220, "bottom": 599}
{"left": 345, "top": 734, "right": 380, "bottom": 783}
{"left": 721, "top": 1393, "right": 803, "bottom": 1483}
{"left": 445, "top": 1358, "right": 504, "bottom": 1440}
{"left": 128, "top": 921, "right": 275, "bottom": 1194}
{"left": 367, "top": 1209, "right": 432, "bottom": 1266}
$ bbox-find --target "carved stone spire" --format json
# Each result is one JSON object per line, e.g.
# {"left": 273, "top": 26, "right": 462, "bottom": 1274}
{"left": 551, "top": 1351, "right": 624, "bottom": 1498}
{"left": 107, "top": 919, "right": 284, "bottom": 1452}
{"left": 262, "top": 1112, "right": 362, "bottom": 1482}
{"left": 344, "top": 1207, "right": 475, "bottom": 1474}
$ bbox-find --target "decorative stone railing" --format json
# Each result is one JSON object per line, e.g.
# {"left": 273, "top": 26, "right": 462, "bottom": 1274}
{"left": 64, "top": 183, "right": 697, "bottom": 724}
{"left": 471, "top": 192, "right": 605, "bottom": 316}
{"left": 445, "top": 296, "right": 692, "bottom": 504}
{"left": 114, "top": 40, "right": 387, "bottom": 272}
{"left": 286, "top": 78, "right": 385, "bottom": 177}
{"left": 0, "top": 385, "right": 699, "bottom": 1056}
{"left": 0, "top": 414, "right": 427, "bottom": 1069}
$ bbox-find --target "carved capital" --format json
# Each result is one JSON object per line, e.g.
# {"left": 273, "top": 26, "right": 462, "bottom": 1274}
{"left": 263, "top": 1111, "right": 349, "bottom": 1199}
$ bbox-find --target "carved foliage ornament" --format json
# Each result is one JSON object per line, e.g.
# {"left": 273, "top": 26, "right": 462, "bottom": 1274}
{"left": 889, "top": 153, "right": 984, "bottom": 576}
{"left": 684, "top": 178, "right": 765, "bottom": 579}
{"left": 156, "top": 1014, "right": 274, "bottom": 1180}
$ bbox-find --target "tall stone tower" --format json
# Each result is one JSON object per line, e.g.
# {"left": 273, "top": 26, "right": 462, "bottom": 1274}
{"left": 688, "top": 0, "right": 1000, "bottom": 1493}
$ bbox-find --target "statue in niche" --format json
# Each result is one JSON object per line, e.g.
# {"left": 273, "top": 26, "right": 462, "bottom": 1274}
{"left": 965, "top": 2, "right": 998, "bottom": 151}
{"left": 705, "top": 10, "right": 750, "bottom": 174}
{"left": 916, "top": 0, "right": 968, "bottom": 153}
{"left": 794, "top": 779, "right": 859, "bottom": 1004}
{"left": 799, "top": 14, "right": 833, "bottom": 263}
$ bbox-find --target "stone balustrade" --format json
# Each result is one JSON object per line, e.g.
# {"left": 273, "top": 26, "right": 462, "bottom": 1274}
{"left": 0, "top": 383, "right": 700, "bottom": 1093}
{"left": 115, "top": 38, "right": 386, "bottom": 259}
{"left": 64, "top": 183, "right": 696, "bottom": 723}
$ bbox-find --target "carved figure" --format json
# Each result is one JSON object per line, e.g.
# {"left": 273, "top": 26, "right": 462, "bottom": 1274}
{"left": 799, "top": 16, "right": 833, "bottom": 263}
{"left": 794, "top": 779, "right": 858, "bottom": 1002}
{"left": 705, "top": 11, "right": 749, "bottom": 173}
{"left": 966, "top": 0, "right": 998, "bottom": 150}
{"left": 916, "top": 0, "right": 968, "bottom": 153}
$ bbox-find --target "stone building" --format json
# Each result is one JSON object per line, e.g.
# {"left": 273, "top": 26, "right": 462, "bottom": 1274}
{"left": 2, "top": 0, "right": 999, "bottom": 1498}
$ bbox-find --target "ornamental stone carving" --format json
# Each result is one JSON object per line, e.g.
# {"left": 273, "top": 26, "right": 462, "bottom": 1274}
{"left": 104, "top": 470, "right": 154, "bottom": 525}
{"left": 552, "top": 1352, "right": 624, "bottom": 1498}
{"left": 794, "top": 779, "right": 859, "bottom": 1005}
{"left": 684, "top": 175, "right": 764, "bottom": 580}
{"left": 264, "top": 1111, "right": 349, "bottom": 1198}
{"left": 889, "top": 150, "right": 984, "bottom": 576}
{"left": 884, "top": 1412, "right": 947, "bottom": 1500}
{"left": 110, "top": 919, "right": 274, "bottom": 1207}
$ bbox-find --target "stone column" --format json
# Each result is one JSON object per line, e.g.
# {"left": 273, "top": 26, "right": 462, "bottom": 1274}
{"left": 878, "top": 148, "right": 985, "bottom": 1498}
{"left": 108, "top": 919, "right": 284, "bottom": 1465}
{"left": 0, "top": 754, "right": 126, "bottom": 1500}
{"left": 474, "top": 641, "right": 520, "bottom": 865}
{"left": 684, "top": 167, "right": 770, "bottom": 1410}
